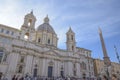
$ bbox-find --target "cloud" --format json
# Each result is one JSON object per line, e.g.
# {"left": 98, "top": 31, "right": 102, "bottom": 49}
{"left": 0, "top": 0, "right": 120, "bottom": 53}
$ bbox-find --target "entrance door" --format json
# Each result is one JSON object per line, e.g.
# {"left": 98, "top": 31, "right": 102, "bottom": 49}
{"left": 60, "top": 71, "right": 64, "bottom": 77}
{"left": 33, "top": 68, "right": 37, "bottom": 77}
{"left": 48, "top": 66, "right": 53, "bottom": 78}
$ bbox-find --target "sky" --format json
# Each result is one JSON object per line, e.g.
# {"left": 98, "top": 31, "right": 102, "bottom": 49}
{"left": 0, "top": 0, "right": 120, "bottom": 63}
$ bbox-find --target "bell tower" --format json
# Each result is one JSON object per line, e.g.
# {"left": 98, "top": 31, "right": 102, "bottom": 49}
{"left": 20, "top": 11, "right": 36, "bottom": 41}
{"left": 66, "top": 27, "right": 76, "bottom": 52}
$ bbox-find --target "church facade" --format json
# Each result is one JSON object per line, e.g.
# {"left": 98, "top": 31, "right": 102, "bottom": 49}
{"left": 0, "top": 11, "right": 95, "bottom": 79}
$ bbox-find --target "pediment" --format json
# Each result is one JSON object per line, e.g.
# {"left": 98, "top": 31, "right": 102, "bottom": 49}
{"left": 43, "top": 50, "right": 62, "bottom": 57}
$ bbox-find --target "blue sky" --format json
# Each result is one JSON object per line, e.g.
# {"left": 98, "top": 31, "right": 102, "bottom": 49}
{"left": 0, "top": 0, "right": 120, "bottom": 63}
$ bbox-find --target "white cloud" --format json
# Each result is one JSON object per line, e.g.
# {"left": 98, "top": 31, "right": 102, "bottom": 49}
{"left": 0, "top": 0, "right": 120, "bottom": 51}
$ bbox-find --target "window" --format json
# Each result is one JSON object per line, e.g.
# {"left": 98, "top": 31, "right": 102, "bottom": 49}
{"left": 48, "top": 66, "right": 53, "bottom": 78}
{"left": 0, "top": 48, "right": 7, "bottom": 63}
{"left": 18, "top": 65, "right": 23, "bottom": 73}
{"left": 11, "top": 31, "right": 14, "bottom": 35}
{"left": 48, "top": 39, "right": 50, "bottom": 44}
{"left": 3, "top": 53, "right": 7, "bottom": 62}
{"left": 73, "top": 70, "right": 76, "bottom": 76}
{"left": 71, "top": 35, "right": 73, "bottom": 40}
{"left": 1, "top": 29, "right": 4, "bottom": 33}
{"left": 20, "top": 56, "right": 24, "bottom": 63}
{"left": 74, "top": 63, "right": 76, "bottom": 68}
{"left": 33, "top": 64, "right": 38, "bottom": 77}
{"left": 0, "top": 50, "right": 3, "bottom": 62}
{"left": 6, "top": 30, "right": 9, "bottom": 34}
{"left": 81, "top": 62, "right": 86, "bottom": 70}
{"left": 28, "top": 19, "right": 32, "bottom": 26}
{"left": 72, "top": 45, "right": 74, "bottom": 51}
{"left": 73, "top": 63, "right": 76, "bottom": 76}
{"left": 24, "top": 33, "right": 29, "bottom": 40}
{"left": 33, "top": 68, "right": 37, "bottom": 77}
{"left": 67, "top": 36, "right": 69, "bottom": 40}
{"left": 38, "top": 38, "right": 41, "bottom": 43}
{"left": 83, "top": 62, "right": 86, "bottom": 70}
{"left": 60, "top": 66, "right": 64, "bottom": 77}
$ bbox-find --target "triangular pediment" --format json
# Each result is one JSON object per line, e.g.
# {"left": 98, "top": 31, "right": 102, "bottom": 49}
{"left": 44, "top": 50, "right": 62, "bottom": 57}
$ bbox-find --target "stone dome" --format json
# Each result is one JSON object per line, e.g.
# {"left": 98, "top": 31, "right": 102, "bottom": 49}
{"left": 37, "top": 15, "right": 56, "bottom": 34}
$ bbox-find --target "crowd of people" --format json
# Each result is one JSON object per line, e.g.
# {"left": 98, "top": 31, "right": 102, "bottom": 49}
{"left": 0, "top": 74, "right": 120, "bottom": 80}
{"left": 97, "top": 74, "right": 120, "bottom": 80}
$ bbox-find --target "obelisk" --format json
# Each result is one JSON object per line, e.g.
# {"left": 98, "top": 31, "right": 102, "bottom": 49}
{"left": 98, "top": 27, "right": 111, "bottom": 67}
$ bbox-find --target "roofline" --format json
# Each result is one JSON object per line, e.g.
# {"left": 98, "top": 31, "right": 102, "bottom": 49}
{"left": 76, "top": 47, "right": 92, "bottom": 52}
{"left": 0, "top": 24, "right": 20, "bottom": 31}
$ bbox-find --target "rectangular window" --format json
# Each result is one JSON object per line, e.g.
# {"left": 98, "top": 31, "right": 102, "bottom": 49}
{"left": 0, "top": 50, "right": 3, "bottom": 62}
{"left": 11, "top": 31, "right": 14, "bottom": 35}
{"left": 48, "top": 39, "right": 50, "bottom": 44}
{"left": 1, "top": 29, "right": 4, "bottom": 33}
{"left": 38, "top": 38, "right": 41, "bottom": 43}
{"left": 20, "top": 56, "right": 24, "bottom": 63}
{"left": 6, "top": 30, "right": 9, "bottom": 34}
{"left": 74, "top": 70, "right": 76, "bottom": 76}
{"left": 18, "top": 65, "right": 23, "bottom": 73}
{"left": 48, "top": 66, "right": 53, "bottom": 78}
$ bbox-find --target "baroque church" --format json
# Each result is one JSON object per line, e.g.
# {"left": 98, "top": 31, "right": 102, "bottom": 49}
{"left": 0, "top": 11, "right": 95, "bottom": 79}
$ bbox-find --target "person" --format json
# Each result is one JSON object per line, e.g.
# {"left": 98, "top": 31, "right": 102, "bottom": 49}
{"left": 15, "top": 75, "right": 19, "bottom": 80}
{"left": 19, "top": 76, "right": 24, "bottom": 80}
{"left": 12, "top": 75, "right": 16, "bottom": 80}
{"left": 1, "top": 75, "right": 8, "bottom": 80}
{"left": 112, "top": 74, "right": 117, "bottom": 80}
{"left": 102, "top": 75, "right": 108, "bottom": 80}
{"left": 97, "top": 77, "right": 101, "bottom": 80}
{"left": 0, "top": 73, "right": 3, "bottom": 80}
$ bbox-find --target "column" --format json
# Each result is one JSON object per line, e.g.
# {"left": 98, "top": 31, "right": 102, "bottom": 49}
{"left": 24, "top": 55, "right": 33, "bottom": 75}
{"left": 7, "top": 53, "right": 19, "bottom": 79}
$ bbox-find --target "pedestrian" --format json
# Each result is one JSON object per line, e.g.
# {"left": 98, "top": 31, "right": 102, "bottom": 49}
{"left": 102, "top": 75, "right": 108, "bottom": 80}
{"left": 112, "top": 74, "right": 117, "bottom": 80}
{"left": 12, "top": 75, "right": 16, "bottom": 80}
{"left": 19, "top": 76, "right": 24, "bottom": 80}
{"left": 1, "top": 74, "right": 8, "bottom": 80}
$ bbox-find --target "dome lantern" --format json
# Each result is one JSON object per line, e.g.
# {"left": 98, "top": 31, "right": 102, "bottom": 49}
{"left": 44, "top": 15, "right": 49, "bottom": 23}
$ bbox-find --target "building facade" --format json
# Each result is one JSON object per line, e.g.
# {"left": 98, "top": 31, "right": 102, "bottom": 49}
{"left": 94, "top": 59, "right": 120, "bottom": 79}
{"left": 0, "top": 11, "right": 95, "bottom": 79}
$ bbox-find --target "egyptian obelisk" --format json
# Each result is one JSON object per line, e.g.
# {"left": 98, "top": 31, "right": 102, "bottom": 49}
{"left": 98, "top": 27, "right": 111, "bottom": 67}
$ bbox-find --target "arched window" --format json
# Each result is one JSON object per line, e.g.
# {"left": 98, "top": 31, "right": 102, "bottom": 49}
{"left": 24, "top": 33, "right": 29, "bottom": 40}
{"left": 28, "top": 19, "right": 32, "bottom": 26}
{"left": 71, "top": 35, "right": 73, "bottom": 40}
